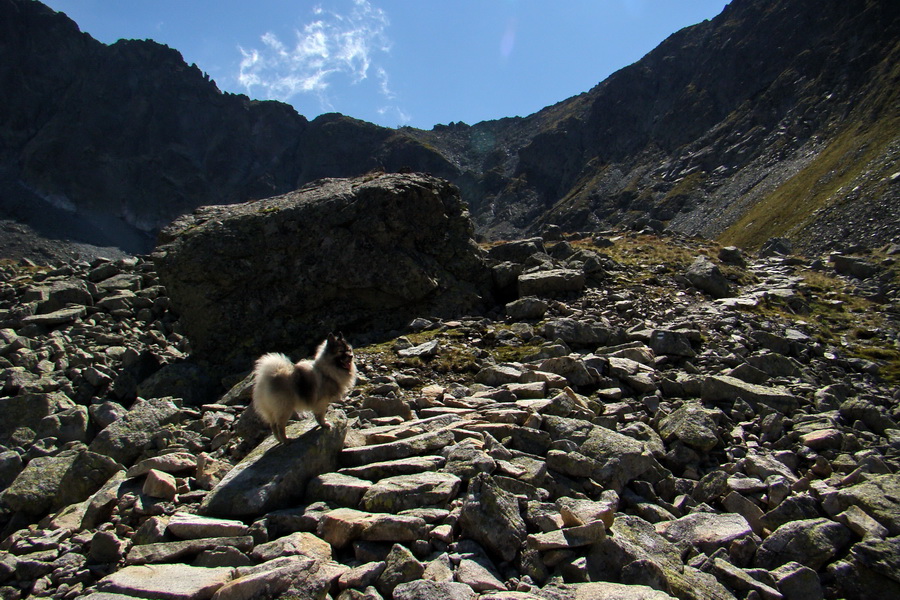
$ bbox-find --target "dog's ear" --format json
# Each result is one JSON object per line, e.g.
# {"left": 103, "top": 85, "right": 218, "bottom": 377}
{"left": 327, "top": 332, "right": 336, "bottom": 344}
{"left": 336, "top": 331, "right": 345, "bottom": 341}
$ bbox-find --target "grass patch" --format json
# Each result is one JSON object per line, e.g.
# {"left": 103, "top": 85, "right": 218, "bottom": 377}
{"left": 746, "top": 265, "right": 900, "bottom": 385}
{"left": 720, "top": 116, "right": 900, "bottom": 250}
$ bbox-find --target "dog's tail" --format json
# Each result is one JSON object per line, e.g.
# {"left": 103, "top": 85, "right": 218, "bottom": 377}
{"left": 254, "top": 352, "right": 294, "bottom": 380}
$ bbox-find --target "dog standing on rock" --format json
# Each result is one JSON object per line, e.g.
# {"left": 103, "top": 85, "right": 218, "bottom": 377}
{"left": 252, "top": 332, "right": 357, "bottom": 443}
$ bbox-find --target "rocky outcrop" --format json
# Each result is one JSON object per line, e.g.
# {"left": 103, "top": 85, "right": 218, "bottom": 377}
{"left": 153, "top": 173, "right": 493, "bottom": 365}
{"left": 1, "top": 231, "right": 899, "bottom": 600}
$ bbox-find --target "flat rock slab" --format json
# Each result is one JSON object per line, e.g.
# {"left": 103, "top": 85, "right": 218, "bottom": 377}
{"left": 126, "top": 536, "right": 254, "bottom": 565}
{"left": 22, "top": 306, "right": 87, "bottom": 326}
{"left": 656, "top": 513, "right": 755, "bottom": 555}
{"left": 518, "top": 269, "right": 585, "bottom": 297}
{"left": 127, "top": 452, "right": 198, "bottom": 477}
{"left": 98, "top": 564, "right": 233, "bottom": 600}
{"left": 318, "top": 507, "right": 429, "bottom": 549}
{"left": 527, "top": 521, "right": 607, "bottom": 550}
{"left": 835, "top": 474, "right": 900, "bottom": 535}
{"left": 338, "top": 455, "right": 445, "bottom": 481}
{"left": 340, "top": 426, "right": 457, "bottom": 467}
{"left": 251, "top": 531, "right": 332, "bottom": 562}
{"left": 701, "top": 375, "right": 799, "bottom": 414}
{"left": 200, "top": 414, "right": 347, "bottom": 518}
{"left": 360, "top": 472, "right": 462, "bottom": 513}
{"left": 167, "top": 512, "right": 249, "bottom": 539}
{"left": 573, "top": 582, "right": 677, "bottom": 600}
{"left": 89, "top": 397, "right": 183, "bottom": 466}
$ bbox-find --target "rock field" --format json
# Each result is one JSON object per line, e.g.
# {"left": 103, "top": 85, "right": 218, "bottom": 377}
{"left": 1, "top": 230, "right": 899, "bottom": 600}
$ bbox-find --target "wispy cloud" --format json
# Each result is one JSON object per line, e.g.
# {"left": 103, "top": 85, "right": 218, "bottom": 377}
{"left": 238, "top": 0, "right": 398, "bottom": 115}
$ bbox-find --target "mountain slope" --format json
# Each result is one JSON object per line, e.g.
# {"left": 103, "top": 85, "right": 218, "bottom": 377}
{"left": 414, "top": 0, "right": 900, "bottom": 251}
{"left": 1, "top": 0, "right": 897, "bottom": 255}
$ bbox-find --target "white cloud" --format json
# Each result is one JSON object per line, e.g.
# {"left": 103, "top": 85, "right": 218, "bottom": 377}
{"left": 238, "top": 0, "right": 395, "bottom": 112}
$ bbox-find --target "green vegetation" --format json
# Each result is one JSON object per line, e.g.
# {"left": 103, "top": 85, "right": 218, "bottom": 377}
{"left": 747, "top": 263, "right": 900, "bottom": 385}
{"left": 720, "top": 47, "right": 900, "bottom": 252}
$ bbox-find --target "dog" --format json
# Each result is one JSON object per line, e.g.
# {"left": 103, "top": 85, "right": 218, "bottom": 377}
{"left": 251, "top": 332, "right": 356, "bottom": 443}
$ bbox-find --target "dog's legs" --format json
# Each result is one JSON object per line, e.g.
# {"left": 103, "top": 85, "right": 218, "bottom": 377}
{"left": 273, "top": 416, "right": 290, "bottom": 443}
{"left": 314, "top": 409, "right": 331, "bottom": 429}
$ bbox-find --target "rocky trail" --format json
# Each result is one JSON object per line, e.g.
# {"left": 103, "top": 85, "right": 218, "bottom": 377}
{"left": 1, "top": 229, "right": 899, "bottom": 600}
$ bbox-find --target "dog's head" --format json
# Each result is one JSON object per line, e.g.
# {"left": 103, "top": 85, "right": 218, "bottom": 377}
{"left": 326, "top": 332, "right": 354, "bottom": 371}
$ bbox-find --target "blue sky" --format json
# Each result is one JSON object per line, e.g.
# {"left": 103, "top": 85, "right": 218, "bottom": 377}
{"left": 42, "top": 0, "right": 731, "bottom": 130}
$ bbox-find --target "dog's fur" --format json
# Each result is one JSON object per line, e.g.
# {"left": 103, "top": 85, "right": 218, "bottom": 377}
{"left": 251, "top": 333, "right": 356, "bottom": 443}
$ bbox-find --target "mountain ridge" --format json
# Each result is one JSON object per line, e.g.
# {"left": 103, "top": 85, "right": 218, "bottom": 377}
{"left": 1, "top": 0, "right": 897, "bottom": 257}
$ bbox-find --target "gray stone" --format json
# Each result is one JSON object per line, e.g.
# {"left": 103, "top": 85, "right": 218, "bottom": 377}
{"left": 200, "top": 414, "right": 347, "bottom": 517}
{"left": 541, "top": 319, "right": 617, "bottom": 347}
{"left": 833, "top": 474, "right": 900, "bottom": 535}
{"left": 54, "top": 449, "right": 123, "bottom": 509}
{"left": 393, "top": 580, "right": 476, "bottom": 600}
{"left": 505, "top": 297, "right": 549, "bottom": 320}
{"left": 318, "top": 508, "right": 429, "bottom": 549}
{"left": 88, "top": 397, "right": 183, "bottom": 466}
{"left": 307, "top": 472, "right": 373, "bottom": 506}
{"left": 21, "top": 305, "right": 87, "bottom": 326}
{"left": 127, "top": 452, "right": 198, "bottom": 478}
{"left": 377, "top": 543, "right": 425, "bottom": 597}
{"left": 649, "top": 329, "right": 696, "bottom": 357}
{"left": 527, "top": 521, "right": 606, "bottom": 550}
{"left": 831, "top": 254, "right": 880, "bottom": 279}
{"left": 338, "top": 455, "right": 445, "bottom": 481}
{"left": 136, "top": 361, "right": 216, "bottom": 406}
{"left": 758, "top": 237, "right": 793, "bottom": 257}
{"left": 701, "top": 375, "right": 799, "bottom": 414}
{"left": 444, "top": 443, "right": 497, "bottom": 478}
{"left": 154, "top": 174, "right": 492, "bottom": 364}
{"left": 98, "top": 564, "right": 233, "bottom": 600}
{"left": 167, "top": 512, "right": 249, "bottom": 539}
{"left": 755, "top": 517, "right": 852, "bottom": 570}
{"left": 459, "top": 474, "right": 527, "bottom": 563}
{"left": 214, "top": 555, "right": 341, "bottom": 600}
{"left": 656, "top": 512, "right": 756, "bottom": 555}
{"left": 90, "top": 531, "right": 129, "bottom": 564}
{"left": 36, "top": 405, "right": 90, "bottom": 444}
{"left": 686, "top": 256, "right": 732, "bottom": 298}
{"left": 718, "top": 246, "right": 747, "bottom": 267}
{"left": 588, "top": 515, "right": 736, "bottom": 600}
{"left": 658, "top": 403, "right": 721, "bottom": 451}
{"left": 251, "top": 531, "right": 332, "bottom": 562}
{"left": 839, "top": 397, "right": 897, "bottom": 435}
{"left": 518, "top": 269, "right": 585, "bottom": 297}
{"left": 837, "top": 536, "right": 900, "bottom": 598}
{"left": 538, "top": 356, "right": 598, "bottom": 387}
{"left": 475, "top": 364, "right": 523, "bottom": 386}
{"left": 0, "top": 450, "right": 23, "bottom": 491}
{"left": 0, "top": 392, "right": 75, "bottom": 444}
{"left": 1, "top": 448, "right": 80, "bottom": 514}
{"left": 360, "top": 471, "right": 461, "bottom": 513}
{"left": 125, "top": 536, "right": 254, "bottom": 565}
{"left": 340, "top": 425, "right": 456, "bottom": 467}
{"left": 487, "top": 238, "right": 545, "bottom": 263}
{"left": 771, "top": 562, "right": 823, "bottom": 600}
{"left": 579, "top": 424, "right": 655, "bottom": 489}
{"left": 398, "top": 339, "right": 441, "bottom": 358}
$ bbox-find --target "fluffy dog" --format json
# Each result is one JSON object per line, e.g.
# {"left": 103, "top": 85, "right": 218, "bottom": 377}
{"left": 251, "top": 332, "right": 356, "bottom": 443}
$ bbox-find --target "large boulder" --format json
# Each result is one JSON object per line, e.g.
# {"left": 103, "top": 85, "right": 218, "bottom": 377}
{"left": 153, "top": 173, "right": 492, "bottom": 365}
{"left": 200, "top": 413, "right": 348, "bottom": 518}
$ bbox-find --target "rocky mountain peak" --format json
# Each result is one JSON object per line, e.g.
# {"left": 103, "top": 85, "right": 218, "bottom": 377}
{"left": 2, "top": 0, "right": 898, "bottom": 260}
